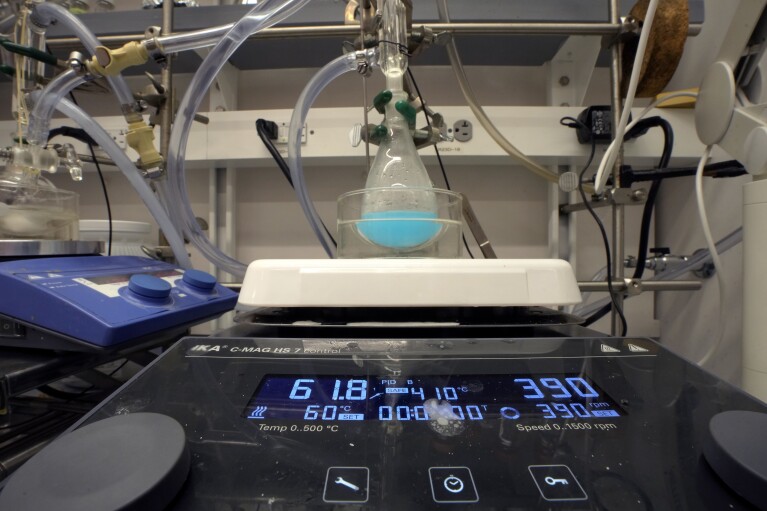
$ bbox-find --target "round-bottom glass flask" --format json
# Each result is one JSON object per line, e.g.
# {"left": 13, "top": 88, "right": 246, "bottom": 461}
{"left": 337, "top": 187, "right": 462, "bottom": 258}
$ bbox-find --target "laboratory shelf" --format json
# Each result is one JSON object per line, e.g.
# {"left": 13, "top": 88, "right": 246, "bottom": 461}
{"left": 43, "top": 0, "right": 704, "bottom": 72}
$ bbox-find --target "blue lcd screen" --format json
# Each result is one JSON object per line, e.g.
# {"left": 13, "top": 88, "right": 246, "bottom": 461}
{"left": 243, "top": 374, "right": 625, "bottom": 422}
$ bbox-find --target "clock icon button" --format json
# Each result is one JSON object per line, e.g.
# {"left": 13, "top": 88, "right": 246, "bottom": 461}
{"left": 429, "top": 467, "right": 478, "bottom": 503}
{"left": 444, "top": 475, "right": 464, "bottom": 493}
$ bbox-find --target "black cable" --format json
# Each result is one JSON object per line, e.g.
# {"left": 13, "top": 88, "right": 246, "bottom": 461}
{"left": 0, "top": 411, "right": 56, "bottom": 432}
{"left": 579, "top": 144, "right": 628, "bottom": 335}
{"left": 630, "top": 117, "right": 673, "bottom": 279}
{"left": 69, "top": 91, "right": 113, "bottom": 256}
{"left": 0, "top": 358, "right": 129, "bottom": 433}
{"left": 64, "top": 359, "right": 131, "bottom": 403}
{"left": 256, "top": 120, "right": 293, "bottom": 186}
{"left": 255, "top": 119, "right": 337, "bottom": 248}
{"left": 407, "top": 67, "right": 476, "bottom": 259}
{"left": 38, "top": 384, "right": 99, "bottom": 401}
{"left": 47, "top": 42, "right": 112, "bottom": 254}
{"left": 47, "top": 126, "right": 98, "bottom": 147}
{"left": 623, "top": 160, "right": 746, "bottom": 184}
{"left": 561, "top": 116, "right": 628, "bottom": 335}
{"left": 582, "top": 302, "right": 612, "bottom": 327}
{"left": 378, "top": 40, "right": 412, "bottom": 57}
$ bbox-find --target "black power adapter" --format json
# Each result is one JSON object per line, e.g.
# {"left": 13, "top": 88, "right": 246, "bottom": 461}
{"left": 575, "top": 106, "right": 640, "bottom": 144}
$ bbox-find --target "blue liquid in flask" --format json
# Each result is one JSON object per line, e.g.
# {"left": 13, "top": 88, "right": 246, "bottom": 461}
{"left": 358, "top": 210, "right": 441, "bottom": 249}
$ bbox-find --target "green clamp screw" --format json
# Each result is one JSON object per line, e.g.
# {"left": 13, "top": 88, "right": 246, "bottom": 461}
{"left": 373, "top": 90, "right": 393, "bottom": 114}
{"left": 395, "top": 100, "right": 417, "bottom": 129}
{"left": 368, "top": 124, "right": 389, "bottom": 144}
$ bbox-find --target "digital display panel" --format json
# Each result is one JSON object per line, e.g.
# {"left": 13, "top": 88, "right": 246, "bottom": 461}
{"left": 85, "top": 270, "right": 182, "bottom": 285}
{"left": 243, "top": 374, "right": 625, "bottom": 422}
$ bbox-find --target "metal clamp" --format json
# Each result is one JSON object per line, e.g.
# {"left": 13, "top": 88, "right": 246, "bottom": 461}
{"left": 625, "top": 278, "right": 642, "bottom": 296}
{"left": 560, "top": 187, "right": 647, "bottom": 214}
{"left": 141, "top": 165, "right": 165, "bottom": 180}
{"left": 409, "top": 25, "right": 436, "bottom": 57}
{"left": 625, "top": 249, "right": 717, "bottom": 280}
{"left": 611, "top": 187, "right": 647, "bottom": 205}
{"left": 66, "top": 51, "right": 88, "bottom": 75}
{"left": 355, "top": 49, "right": 374, "bottom": 77}
{"left": 601, "top": 15, "right": 640, "bottom": 50}
{"left": 143, "top": 26, "right": 166, "bottom": 66}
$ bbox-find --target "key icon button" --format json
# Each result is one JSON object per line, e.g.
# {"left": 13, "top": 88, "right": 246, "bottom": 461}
{"left": 529, "top": 465, "right": 587, "bottom": 501}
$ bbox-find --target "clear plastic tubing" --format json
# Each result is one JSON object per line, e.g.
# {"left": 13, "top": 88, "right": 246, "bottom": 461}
{"left": 572, "top": 227, "right": 743, "bottom": 318}
{"left": 166, "top": 0, "right": 310, "bottom": 278}
{"left": 156, "top": 24, "right": 233, "bottom": 54}
{"left": 287, "top": 48, "right": 379, "bottom": 257}
{"left": 579, "top": 266, "right": 608, "bottom": 306}
{"left": 435, "top": 0, "right": 558, "bottom": 184}
{"left": 654, "top": 227, "right": 742, "bottom": 282}
{"left": 26, "top": 69, "right": 86, "bottom": 146}
{"left": 25, "top": 21, "right": 47, "bottom": 90}
{"left": 45, "top": 94, "right": 193, "bottom": 270}
{"left": 154, "top": 179, "right": 185, "bottom": 240}
{"left": 30, "top": 2, "right": 135, "bottom": 110}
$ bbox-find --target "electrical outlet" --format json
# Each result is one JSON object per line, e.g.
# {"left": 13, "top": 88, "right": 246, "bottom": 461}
{"left": 453, "top": 119, "right": 473, "bottom": 142}
{"left": 276, "top": 122, "right": 308, "bottom": 144}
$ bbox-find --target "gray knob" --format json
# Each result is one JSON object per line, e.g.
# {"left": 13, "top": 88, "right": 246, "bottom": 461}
{"left": 559, "top": 172, "right": 581, "bottom": 193}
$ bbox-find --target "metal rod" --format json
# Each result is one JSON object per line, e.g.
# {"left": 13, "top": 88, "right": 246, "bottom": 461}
{"left": 608, "top": 0, "right": 624, "bottom": 335}
{"left": 79, "top": 154, "right": 117, "bottom": 166}
{"left": 560, "top": 188, "right": 647, "bottom": 214}
{"left": 160, "top": 0, "right": 174, "bottom": 165}
{"left": 45, "top": 22, "right": 703, "bottom": 48}
{"left": 360, "top": 3, "right": 371, "bottom": 171}
{"left": 462, "top": 193, "right": 497, "bottom": 258}
{"left": 578, "top": 281, "right": 702, "bottom": 292}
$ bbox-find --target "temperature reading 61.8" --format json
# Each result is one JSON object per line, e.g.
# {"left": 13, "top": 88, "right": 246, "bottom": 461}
{"left": 289, "top": 378, "right": 368, "bottom": 401}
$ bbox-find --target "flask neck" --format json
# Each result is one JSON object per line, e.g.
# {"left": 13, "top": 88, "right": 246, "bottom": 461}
{"left": 366, "top": 93, "right": 430, "bottom": 190}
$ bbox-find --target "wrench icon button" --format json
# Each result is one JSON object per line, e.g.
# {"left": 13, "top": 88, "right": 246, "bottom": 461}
{"left": 324, "top": 467, "right": 369, "bottom": 503}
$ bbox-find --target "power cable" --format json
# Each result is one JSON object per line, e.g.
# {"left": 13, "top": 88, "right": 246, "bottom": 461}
{"left": 407, "top": 67, "right": 476, "bottom": 259}
{"left": 68, "top": 91, "right": 112, "bottom": 255}
{"left": 38, "top": 358, "right": 129, "bottom": 403}
{"left": 695, "top": 146, "right": 725, "bottom": 366}
{"left": 628, "top": 117, "right": 673, "bottom": 279}
{"left": 578, "top": 117, "right": 675, "bottom": 327}
{"left": 0, "top": 411, "right": 57, "bottom": 432}
{"left": 561, "top": 116, "right": 627, "bottom": 335}
{"left": 593, "top": 0, "right": 661, "bottom": 193}
{"left": 622, "top": 160, "right": 746, "bottom": 184}
{"left": 255, "top": 119, "right": 337, "bottom": 247}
